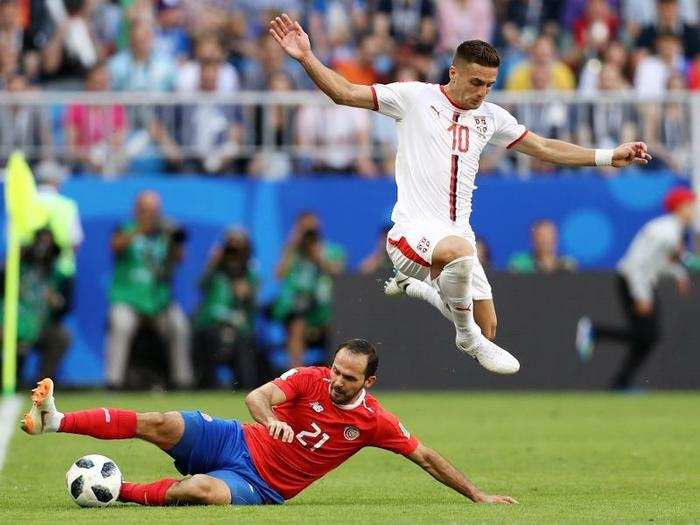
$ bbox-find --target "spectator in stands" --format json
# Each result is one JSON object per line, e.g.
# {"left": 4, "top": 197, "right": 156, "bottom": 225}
{"left": 505, "top": 35, "right": 576, "bottom": 91}
{"left": 622, "top": 0, "right": 697, "bottom": 43}
{"left": 645, "top": 74, "right": 691, "bottom": 174}
{"left": 105, "top": 190, "right": 193, "bottom": 389}
{"left": 436, "top": 0, "right": 495, "bottom": 52}
{"left": 0, "top": 35, "right": 21, "bottom": 88}
{"left": 636, "top": 0, "right": 700, "bottom": 59}
{"left": 244, "top": 33, "right": 304, "bottom": 89}
{"left": 177, "top": 33, "right": 240, "bottom": 92}
{"left": 333, "top": 33, "right": 379, "bottom": 85}
{"left": 508, "top": 220, "right": 578, "bottom": 273}
{"left": 578, "top": 40, "right": 629, "bottom": 95}
{"left": 0, "top": 0, "right": 40, "bottom": 81}
{"left": 0, "top": 229, "right": 71, "bottom": 385}
{"left": 154, "top": 0, "right": 191, "bottom": 63}
{"left": 108, "top": 20, "right": 178, "bottom": 172}
{"left": 0, "top": 74, "right": 52, "bottom": 165}
{"left": 359, "top": 223, "right": 394, "bottom": 274}
{"left": 577, "top": 63, "right": 637, "bottom": 153}
{"left": 41, "top": 0, "right": 101, "bottom": 86}
{"left": 248, "top": 70, "right": 296, "bottom": 179}
{"left": 109, "top": 19, "right": 176, "bottom": 91}
{"left": 295, "top": 101, "right": 377, "bottom": 176}
{"left": 373, "top": 0, "right": 436, "bottom": 47}
{"left": 65, "top": 61, "right": 127, "bottom": 177}
{"left": 170, "top": 40, "right": 243, "bottom": 174}
{"left": 273, "top": 212, "right": 346, "bottom": 368}
{"left": 193, "top": 227, "right": 258, "bottom": 389}
{"left": 635, "top": 31, "right": 685, "bottom": 97}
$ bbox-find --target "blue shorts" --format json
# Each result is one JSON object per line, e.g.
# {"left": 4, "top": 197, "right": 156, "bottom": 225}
{"left": 166, "top": 411, "right": 283, "bottom": 505}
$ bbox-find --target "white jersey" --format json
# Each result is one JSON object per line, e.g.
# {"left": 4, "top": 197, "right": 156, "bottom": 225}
{"left": 617, "top": 214, "right": 688, "bottom": 302}
{"left": 372, "top": 82, "right": 527, "bottom": 235}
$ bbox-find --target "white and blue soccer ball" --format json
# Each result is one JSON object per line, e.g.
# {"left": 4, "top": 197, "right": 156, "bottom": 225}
{"left": 65, "top": 454, "right": 122, "bottom": 507}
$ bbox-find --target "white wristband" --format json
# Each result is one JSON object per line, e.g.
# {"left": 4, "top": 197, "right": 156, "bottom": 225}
{"left": 594, "top": 149, "right": 614, "bottom": 166}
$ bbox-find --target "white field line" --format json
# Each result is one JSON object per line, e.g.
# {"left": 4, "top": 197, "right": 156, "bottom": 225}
{"left": 0, "top": 395, "right": 22, "bottom": 473}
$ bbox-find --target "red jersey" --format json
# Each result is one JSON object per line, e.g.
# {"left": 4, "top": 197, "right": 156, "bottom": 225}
{"left": 243, "top": 367, "right": 420, "bottom": 500}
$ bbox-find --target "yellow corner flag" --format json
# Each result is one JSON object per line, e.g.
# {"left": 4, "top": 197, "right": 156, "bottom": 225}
{"left": 3, "top": 151, "right": 47, "bottom": 395}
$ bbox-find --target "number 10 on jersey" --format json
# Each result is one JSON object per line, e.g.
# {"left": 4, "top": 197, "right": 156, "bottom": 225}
{"left": 448, "top": 122, "right": 469, "bottom": 153}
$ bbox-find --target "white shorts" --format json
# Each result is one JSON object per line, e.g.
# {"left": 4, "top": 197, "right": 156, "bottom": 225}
{"left": 386, "top": 222, "right": 493, "bottom": 301}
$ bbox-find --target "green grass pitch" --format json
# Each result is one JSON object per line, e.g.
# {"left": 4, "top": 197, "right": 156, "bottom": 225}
{"left": 1, "top": 391, "right": 699, "bottom": 524}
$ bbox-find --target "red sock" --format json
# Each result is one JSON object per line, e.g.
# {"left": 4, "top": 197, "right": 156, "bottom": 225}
{"left": 58, "top": 408, "right": 137, "bottom": 439}
{"left": 119, "top": 479, "right": 178, "bottom": 506}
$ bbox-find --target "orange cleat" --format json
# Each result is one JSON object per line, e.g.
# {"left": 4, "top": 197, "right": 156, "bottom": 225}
{"left": 20, "top": 378, "right": 59, "bottom": 435}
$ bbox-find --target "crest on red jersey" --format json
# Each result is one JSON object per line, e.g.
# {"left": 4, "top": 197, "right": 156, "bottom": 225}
{"left": 343, "top": 426, "right": 360, "bottom": 441}
{"left": 310, "top": 402, "right": 324, "bottom": 413}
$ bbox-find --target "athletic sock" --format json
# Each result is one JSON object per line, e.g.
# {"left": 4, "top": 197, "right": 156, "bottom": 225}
{"left": 58, "top": 408, "right": 137, "bottom": 439}
{"left": 437, "top": 255, "right": 482, "bottom": 344}
{"left": 404, "top": 278, "right": 453, "bottom": 322}
{"left": 119, "top": 479, "right": 178, "bottom": 506}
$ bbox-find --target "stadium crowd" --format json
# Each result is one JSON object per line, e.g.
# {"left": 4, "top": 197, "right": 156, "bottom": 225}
{"left": 0, "top": 0, "right": 697, "bottom": 177}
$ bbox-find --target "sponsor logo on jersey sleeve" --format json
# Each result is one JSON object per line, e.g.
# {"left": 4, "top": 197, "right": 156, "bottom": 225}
{"left": 343, "top": 426, "right": 360, "bottom": 441}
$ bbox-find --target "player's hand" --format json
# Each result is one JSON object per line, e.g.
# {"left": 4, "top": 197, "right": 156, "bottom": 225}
{"left": 474, "top": 492, "right": 519, "bottom": 505}
{"left": 267, "top": 419, "right": 295, "bottom": 443}
{"left": 612, "top": 142, "right": 652, "bottom": 167}
{"left": 634, "top": 300, "right": 653, "bottom": 317}
{"left": 269, "top": 13, "right": 311, "bottom": 62}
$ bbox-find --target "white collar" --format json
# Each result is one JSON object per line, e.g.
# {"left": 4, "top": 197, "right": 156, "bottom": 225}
{"left": 331, "top": 387, "right": 367, "bottom": 411}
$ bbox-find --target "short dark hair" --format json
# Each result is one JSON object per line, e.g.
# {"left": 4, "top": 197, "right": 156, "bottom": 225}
{"left": 454, "top": 40, "right": 500, "bottom": 68}
{"left": 334, "top": 339, "right": 379, "bottom": 378}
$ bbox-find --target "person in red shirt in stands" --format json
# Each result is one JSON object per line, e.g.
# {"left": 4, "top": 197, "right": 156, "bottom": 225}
{"left": 21, "top": 339, "right": 517, "bottom": 506}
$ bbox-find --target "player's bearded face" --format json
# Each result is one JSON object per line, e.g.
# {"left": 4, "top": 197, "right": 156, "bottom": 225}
{"left": 329, "top": 350, "right": 374, "bottom": 404}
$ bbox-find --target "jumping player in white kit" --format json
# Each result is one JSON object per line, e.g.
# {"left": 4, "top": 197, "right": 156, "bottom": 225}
{"left": 269, "top": 14, "right": 652, "bottom": 375}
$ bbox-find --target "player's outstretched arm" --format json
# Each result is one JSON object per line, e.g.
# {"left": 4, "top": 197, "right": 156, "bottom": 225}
{"left": 245, "top": 382, "right": 295, "bottom": 443}
{"left": 513, "top": 131, "right": 652, "bottom": 168}
{"left": 269, "top": 13, "right": 375, "bottom": 109}
{"left": 407, "top": 444, "right": 518, "bottom": 505}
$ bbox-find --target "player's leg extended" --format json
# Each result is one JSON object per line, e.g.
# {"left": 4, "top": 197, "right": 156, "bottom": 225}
{"left": 432, "top": 236, "right": 519, "bottom": 374}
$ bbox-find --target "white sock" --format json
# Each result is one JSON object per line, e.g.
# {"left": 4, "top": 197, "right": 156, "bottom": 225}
{"left": 404, "top": 278, "right": 453, "bottom": 322}
{"left": 437, "top": 255, "right": 482, "bottom": 344}
{"left": 46, "top": 411, "right": 64, "bottom": 432}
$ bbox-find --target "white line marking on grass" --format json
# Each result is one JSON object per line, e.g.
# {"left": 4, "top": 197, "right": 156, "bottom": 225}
{"left": 0, "top": 395, "right": 22, "bottom": 473}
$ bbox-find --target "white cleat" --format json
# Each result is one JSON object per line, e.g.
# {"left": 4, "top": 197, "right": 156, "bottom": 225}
{"left": 457, "top": 336, "right": 520, "bottom": 375}
{"left": 20, "top": 378, "right": 61, "bottom": 435}
{"left": 383, "top": 271, "right": 413, "bottom": 296}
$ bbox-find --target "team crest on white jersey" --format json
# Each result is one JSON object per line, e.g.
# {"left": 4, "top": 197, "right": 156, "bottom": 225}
{"left": 310, "top": 402, "right": 324, "bottom": 413}
{"left": 344, "top": 426, "right": 360, "bottom": 441}
{"left": 474, "top": 116, "right": 488, "bottom": 134}
{"left": 417, "top": 237, "right": 430, "bottom": 254}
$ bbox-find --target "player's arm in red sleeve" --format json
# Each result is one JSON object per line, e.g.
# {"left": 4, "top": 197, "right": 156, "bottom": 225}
{"left": 373, "top": 410, "right": 517, "bottom": 505}
{"left": 245, "top": 368, "right": 307, "bottom": 443}
{"left": 269, "top": 13, "right": 376, "bottom": 110}
{"left": 513, "top": 131, "right": 652, "bottom": 168}
{"left": 406, "top": 444, "right": 518, "bottom": 505}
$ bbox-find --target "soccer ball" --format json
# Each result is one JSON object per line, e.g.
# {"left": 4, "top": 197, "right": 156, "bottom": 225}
{"left": 65, "top": 454, "right": 122, "bottom": 507}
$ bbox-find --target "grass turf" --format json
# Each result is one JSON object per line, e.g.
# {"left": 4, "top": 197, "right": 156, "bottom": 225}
{"left": 1, "top": 391, "right": 699, "bottom": 524}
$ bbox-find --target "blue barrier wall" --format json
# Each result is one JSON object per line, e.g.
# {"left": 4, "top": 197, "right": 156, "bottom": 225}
{"left": 0, "top": 171, "right": 685, "bottom": 384}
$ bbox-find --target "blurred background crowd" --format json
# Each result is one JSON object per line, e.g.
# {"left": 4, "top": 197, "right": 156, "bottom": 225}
{"left": 0, "top": 0, "right": 698, "bottom": 178}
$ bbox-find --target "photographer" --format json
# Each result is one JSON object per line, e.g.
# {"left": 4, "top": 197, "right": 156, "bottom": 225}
{"left": 1, "top": 229, "right": 71, "bottom": 385}
{"left": 273, "top": 212, "right": 346, "bottom": 369}
{"left": 193, "top": 228, "right": 259, "bottom": 389}
{"left": 105, "top": 190, "right": 193, "bottom": 389}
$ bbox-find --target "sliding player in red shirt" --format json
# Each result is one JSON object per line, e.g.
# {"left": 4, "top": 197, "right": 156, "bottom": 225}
{"left": 22, "top": 339, "right": 516, "bottom": 506}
